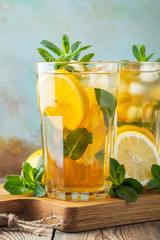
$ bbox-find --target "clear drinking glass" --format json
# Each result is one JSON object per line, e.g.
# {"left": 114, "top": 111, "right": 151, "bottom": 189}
{"left": 114, "top": 62, "right": 160, "bottom": 186}
{"left": 36, "top": 62, "right": 119, "bottom": 201}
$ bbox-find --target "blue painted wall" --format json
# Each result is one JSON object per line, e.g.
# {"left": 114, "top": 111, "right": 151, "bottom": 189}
{"left": 0, "top": 0, "right": 160, "bottom": 175}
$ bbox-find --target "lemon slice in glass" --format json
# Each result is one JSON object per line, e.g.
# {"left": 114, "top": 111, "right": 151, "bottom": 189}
{"left": 114, "top": 131, "right": 160, "bottom": 186}
{"left": 44, "top": 69, "right": 89, "bottom": 130}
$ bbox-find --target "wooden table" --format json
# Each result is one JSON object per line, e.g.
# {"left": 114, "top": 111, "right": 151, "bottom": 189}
{"left": 0, "top": 178, "right": 160, "bottom": 240}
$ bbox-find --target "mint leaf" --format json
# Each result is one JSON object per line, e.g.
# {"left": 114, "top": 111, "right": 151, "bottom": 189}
{"left": 116, "top": 186, "right": 138, "bottom": 202}
{"left": 117, "top": 164, "right": 125, "bottom": 184}
{"left": 145, "top": 52, "right": 155, "bottom": 61}
{"left": 37, "top": 48, "right": 55, "bottom": 62}
{"left": 64, "top": 128, "right": 93, "bottom": 160}
{"left": 71, "top": 53, "right": 80, "bottom": 61}
{"left": 34, "top": 168, "right": 43, "bottom": 183}
{"left": 40, "top": 40, "right": 62, "bottom": 56}
{"left": 36, "top": 154, "right": 43, "bottom": 171}
{"left": 33, "top": 183, "right": 46, "bottom": 197}
{"left": 117, "top": 121, "right": 151, "bottom": 128}
{"left": 122, "top": 178, "right": 143, "bottom": 194}
{"left": 140, "top": 44, "right": 145, "bottom": 58}
{"left": 22, "top": 162, "right": 34, "bottom": 182}
{"left": 132, "top": 45, "right": 140, "bottom": 61}
{"left": 108, "top": 158, "right": 143, "bottom": 202}
{"left": 6, "top": 175, "right": 20, "bottom": 181}
{"left": 21, "top": 162, "right": 36, "bottom": 189}
{"left": 147, "top": 178, "right": 160, "bottom": 188}
{"left": 151, "top": 164, "right": 160, "bottom": 179}
{"left": 60, "top": 54, "right": 71, "bottom": 61}
{"left": 71, "top": 45, "right": 92, "bottom": 58}
{"left": 62, "top": 34, "right": 70, "bottom": 54}
{"left": 21, "top": 172, "right": 35, "bottom": 189}
{"left": 95, "top": 149, "right": 105, "bottom": 165}
{"left": 108, "top": 184, "right": 117, "bottom": 197}
{"left": 108, "top": 176, "right": 119, "bottom": 185}
{"left": 34, "top": 154, "right": 44, "bottom": 182}
{"left": 156, "top": 58, "right": 160, "bottom": 62}
{"left": 80, "top": 53, "right": 95, "bottom": 62}
{"left": 132, "top": 44, "right": 155, "bottom": 61}
{"left": 95, "top": 88, "right": 117, "bottom": 127}
{"left": 70, "top": 41, "right": 82, "bottom": 54}
{"left": 4, "top": 180, "right": 33, "bottom": 195}
{"left": 110, "top": 158, "right": 120, "bottom": 179}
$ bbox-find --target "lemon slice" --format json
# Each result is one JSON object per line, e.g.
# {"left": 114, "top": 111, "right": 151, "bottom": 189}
{"left": 44, "top": 69, "right": 89, "bottom": 130}
{"left": 114, "top": 131, "right": 160, "bottom": 186}
{"left": 117, "top": 125, "right": 154, "bottom": 142}
{"left": 26, "top": 149, "right": 43, "bottom": 167}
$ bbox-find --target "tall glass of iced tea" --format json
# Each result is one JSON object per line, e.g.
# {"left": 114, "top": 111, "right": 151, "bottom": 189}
{"left": 36, "top": 62, "right": 119, "bottom": 200}
{"left": 114, "top": 62, "right": 160, "bottom": 186}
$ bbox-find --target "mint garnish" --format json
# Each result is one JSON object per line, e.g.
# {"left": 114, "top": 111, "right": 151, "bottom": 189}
{"left": 4, "top": 155, "right": 46, "bottom": 197}
{"left": 64, "top": 128, "right": 93, "bottom": 160}
{"left": 94, "top": 88, "right": 117, "bottom": 127}
{"left": 37, "top": 48, "right": 56, "bottom": 62}
{"left": 147, "top": 165, "right": 160, "bottom": 193}
{"left": 108, "top": 158, "right": 143, "bottom": 202}
{"left": 37, "top": 34, "right": 95, "bottom": 68}
{"left": 80, "top": 53, "right": 95, "bottom": 62}
{"left": 132, "top": 44, "right": 155, "bottom": 61}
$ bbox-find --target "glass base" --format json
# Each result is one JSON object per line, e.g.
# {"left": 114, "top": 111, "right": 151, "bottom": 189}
{"left": 46, "top": 189, "right": 107, "bottom": 201}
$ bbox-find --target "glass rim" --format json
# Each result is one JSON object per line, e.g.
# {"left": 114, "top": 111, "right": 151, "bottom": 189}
{"left": 36, "top": 61, "right": 119, "bottom": 64}
{"left": 120, "top": 61, "right": 160, "bottom": 64}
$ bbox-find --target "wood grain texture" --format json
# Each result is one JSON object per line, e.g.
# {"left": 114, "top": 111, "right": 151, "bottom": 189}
{"left": 0, "top": 185, "right": 160, "bottom": 233}
{"left": 101, "top": 221, "right": 160, "bottom": 240}
{"left": 0, "top": 231, "right": 52, "bottom": 240}
{"left": 54, "top": 229, "right": 102, "bottom": 240}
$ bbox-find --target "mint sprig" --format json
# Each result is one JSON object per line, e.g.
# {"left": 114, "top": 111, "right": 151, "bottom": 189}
{"left": 131, "top": 44, "right": 160, "bottom": 62}
{"left": 37, "top": 34, "right": 95, "bottom": 68}
{"left": 4, "top": 155, "right": 46, "bottom": 197}
{"left": 132, "top": 44, "right": 155, "bottom": 61}
{"left": 147, "top": 164, "right": 160, "bottom": 193}
{"left": 108, "top": 158, "right": 143, "bottom": 202}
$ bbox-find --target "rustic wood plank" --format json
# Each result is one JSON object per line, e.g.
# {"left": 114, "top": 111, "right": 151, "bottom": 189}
{"left": 101, "top": 221, "right": 160, "bottom": 240}
{"left": 0, "top": 230, "right": 53, "bottom": 240}
{"left": 54, "top": 229, "right": 102, "bottom": 240}
{"left": 0, "top": 184, "right": 160, "bottom": 233}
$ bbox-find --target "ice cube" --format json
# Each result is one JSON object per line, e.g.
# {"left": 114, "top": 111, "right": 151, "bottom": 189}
{"left": 139, "top": 64, "right": 160, "bottom": 82}
{"left": 129, "top": 82, "right": 150, "bottom": 96}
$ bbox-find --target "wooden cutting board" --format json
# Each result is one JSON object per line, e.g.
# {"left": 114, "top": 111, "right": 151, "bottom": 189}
{"left": 0, "top": 185, "right": 160, "bottom": 233}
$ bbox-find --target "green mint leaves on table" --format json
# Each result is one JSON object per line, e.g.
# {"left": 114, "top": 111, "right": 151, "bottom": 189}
{"left": 132, "top": 44, "right": 160, "bottom": 62}
{"left": 64, "top": 128, "right": 93, "bottom": 160}
{"left": 147, "top": 165, "right": 160, "bottom": 193}
{"left": 108, "top": 158, "right": 143, "bottom": 202}
{"left": 4, "top": 155, "right": 46, "bottom": 197}
{"left": 37, "top": 34, "right": 95, "bottom": 67}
